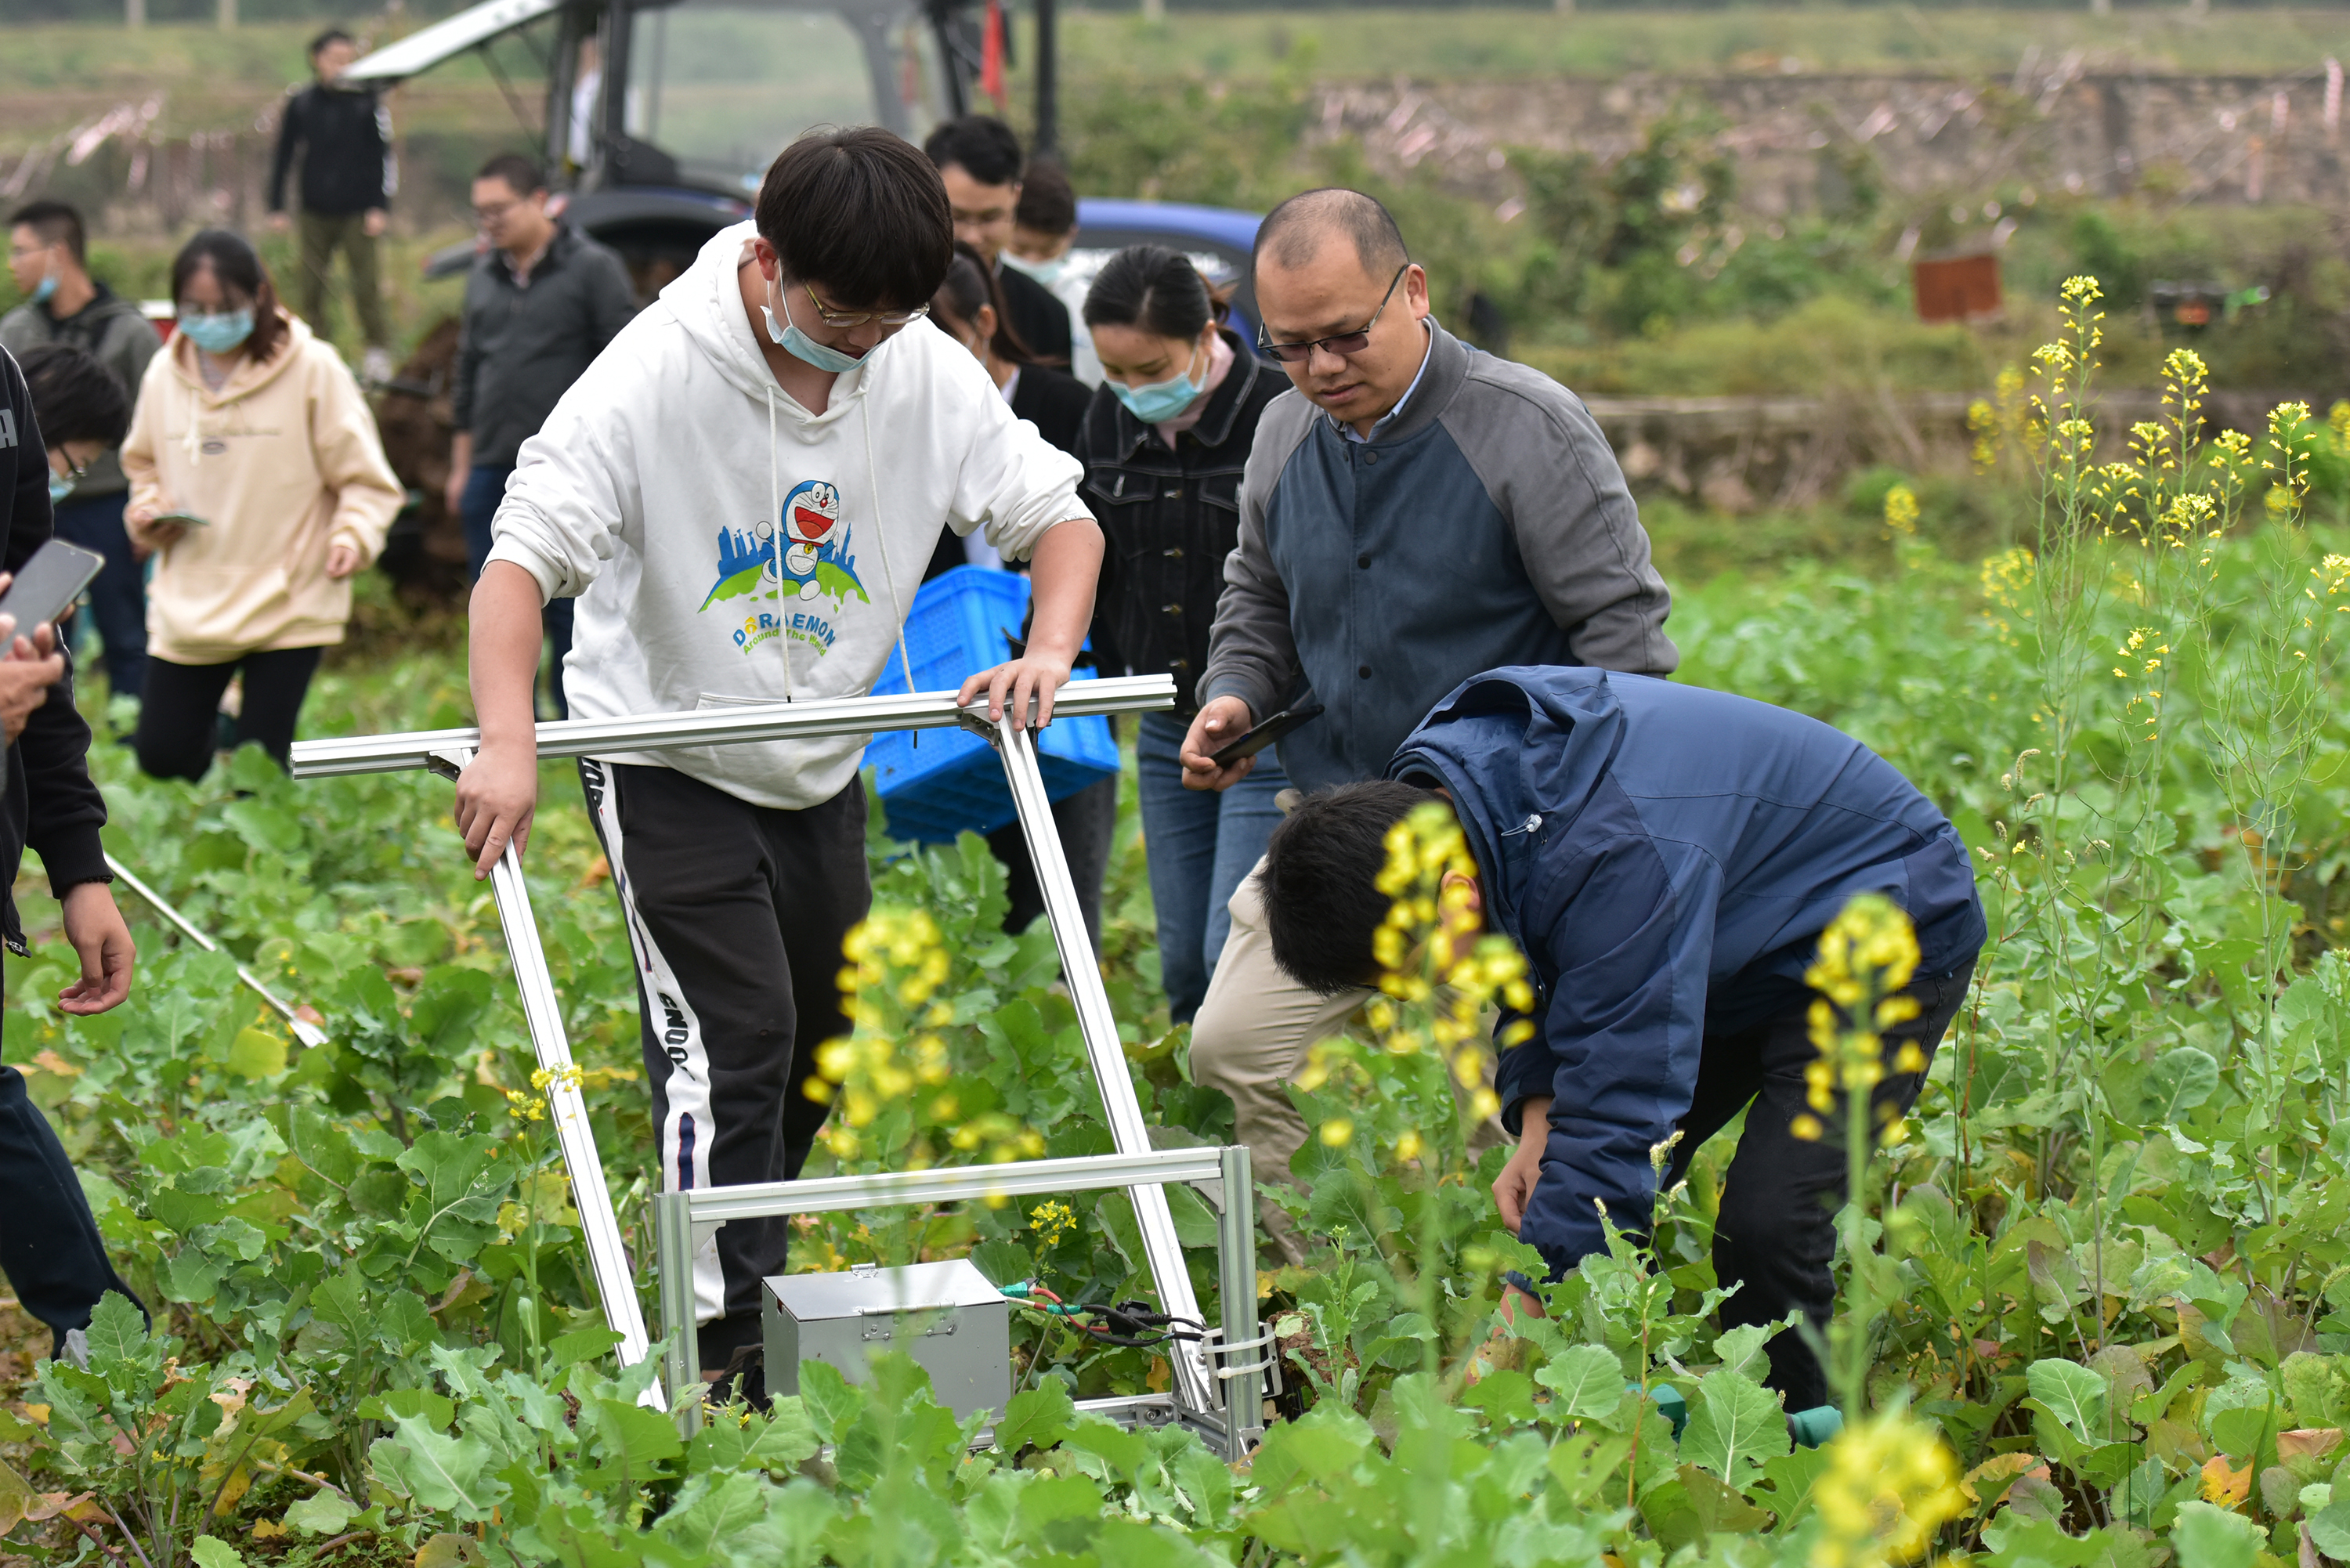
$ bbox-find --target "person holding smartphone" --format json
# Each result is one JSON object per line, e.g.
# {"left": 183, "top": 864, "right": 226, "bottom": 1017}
{"left": 119, "top": 229, "right": 401, "bottom": 779}
{"left": 0, "top": 344, "right": 143, "bottom": 1364}
{"left": 1076, "top": 245, "right": 1291, "bottom": 1024}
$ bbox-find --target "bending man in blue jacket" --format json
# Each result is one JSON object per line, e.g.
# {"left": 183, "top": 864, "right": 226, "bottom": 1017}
{"left": 1256, "top": 667, "right": 1985, "bottom": 1410}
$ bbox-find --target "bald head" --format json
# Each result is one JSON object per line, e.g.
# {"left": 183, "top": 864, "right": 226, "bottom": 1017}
{"left": 1253, "top": 188, "right": 1409, "bottom": 284}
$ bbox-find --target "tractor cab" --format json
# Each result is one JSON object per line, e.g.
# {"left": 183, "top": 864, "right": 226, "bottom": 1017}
{"left": 350, "top": 0, "right": 989, "bottom": 291}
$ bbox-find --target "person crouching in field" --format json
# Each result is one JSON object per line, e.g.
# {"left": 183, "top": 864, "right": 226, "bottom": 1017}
{"left": 1254, "top": 666, "right": 1986, "bottom": 1414}
{"left": 453, "top": 127, "right": 1103, "bottom": 1383}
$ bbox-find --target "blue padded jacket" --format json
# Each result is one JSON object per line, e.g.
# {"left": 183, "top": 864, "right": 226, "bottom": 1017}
{"left": 1386, "top": 667, "right": 1985, "bottom": 1274}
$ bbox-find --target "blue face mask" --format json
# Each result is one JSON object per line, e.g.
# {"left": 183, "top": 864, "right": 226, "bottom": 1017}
{"left": 1109, "top": 343, "right": 1206, "bottom": 425}
{"left": 47, "top": 473, "right": 74, "bottom": 505}
{"left": 30, "top": 270, "right": 57, "bottom": 306}
{"left": 762, "top": 280, "right": 865, "bottom": 374}
{"left": 178, "top": 308, "right": 255, "bottom": 356}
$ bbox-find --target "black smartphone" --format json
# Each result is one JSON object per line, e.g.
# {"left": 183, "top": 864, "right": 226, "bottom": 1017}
{"left": 1209, "top": 703, "right": 1325, "bottom": 768}
{"left": 0, "top": 540, "right": 106, "bottom": 638}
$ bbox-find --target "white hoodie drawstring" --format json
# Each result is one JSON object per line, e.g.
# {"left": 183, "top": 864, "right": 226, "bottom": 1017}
{"left": 862, "top": 393, "right": 918, "bottom": 699}
{"left": 766, "top": 386, "right": 795, "bottom": 702}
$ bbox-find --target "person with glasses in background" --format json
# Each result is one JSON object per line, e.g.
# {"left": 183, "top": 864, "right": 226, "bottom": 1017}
{"left": 922, "top": 242, "right": 1112, "bottom": 949}
{"left": 3, "top": 201, "right": 159, "bottom": 704}
{"left": 454, "top": 128, "right": 1101, "bottom": 1389}
{"left": 120, "top": 229, "right": 402, "bottom": 781}
{"left": 922, "top": 117, "right": 1073, "bottom": 372}
{"left": 445, "top": 153, "right": 638, "bottom": 719}
{"left": 1074, "top": 244, "right": 1288, "bottom": 1026}
{"left": 1177, "top": 187, "right": 1680, "bottom": 1255}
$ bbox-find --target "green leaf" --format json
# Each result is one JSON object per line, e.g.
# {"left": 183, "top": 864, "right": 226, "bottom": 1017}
{"left": 548, "top": 1325, "right": 622, "bottom": 1368}
{"left": 1535, "top": 1343, "right": 1624, "bottom": 1420}
{"left": 283, "top": 1490, "right": 356, "bottom": 1537}
{"left": 581, "top": 1396, "right": 685, "bottom": 1487}
{"left": 190, "top": 1537, "right": 248, "bottom": 1568}
{"left": 82, "top": 1291, "right": 156, "bottom": 1387}
{"left": 2310, "top": 1498, "right": 2350, "bottom": 1561}
{"left": 1680, "top": 1370, "right": 1790, "bottom": 1482}
{"left": 224, "top": 1026, "right": 287, "bottom": 1080}
{"left": 2171, "top": 1501, "right": 2265, "bottom": 1568}
{"left": 368, "top": 1413, "right": 508, "bottom": 1519}
{"left": 356, "top": 1387, "right": 455, "bottom": 1431}
{"left": 2026, "top": 1357, "right": 2110, "bottom": 1444}
{"left": 0, "top": 1456, "right": 31, "bottom": 1534}
{"left": 1677, "top": 1461, "right": 1774, "bottom": 1535}
{"left": 994, "top": 1380, "right": 1075, "bottom": 1453}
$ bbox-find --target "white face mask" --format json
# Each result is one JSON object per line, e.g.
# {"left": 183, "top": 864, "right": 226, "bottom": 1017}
{"left": 1000, "top": 251, "right": 1067, "bottom": 287}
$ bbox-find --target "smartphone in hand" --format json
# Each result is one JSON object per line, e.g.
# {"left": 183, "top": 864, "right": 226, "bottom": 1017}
{"left": 0, "top": 540, "right": 105, "bottom": 638}
{"left": 1209, "top": 704, "right": 1325, "bottom": 768}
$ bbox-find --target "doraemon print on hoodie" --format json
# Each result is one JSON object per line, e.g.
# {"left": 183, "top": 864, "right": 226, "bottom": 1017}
{"left": 486, "top": 220, "right": 1089, "bottom": 808}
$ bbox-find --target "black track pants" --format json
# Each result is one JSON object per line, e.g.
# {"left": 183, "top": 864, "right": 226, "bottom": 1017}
{"left": 1663, "top": 959, "right": 1977, "bottom": 1414}
{"left": 135, "top": 647, "right": 324, "bottom": 781}
{"left": 580, "top": 761, "right": 870, "bottom": 1368}
{"left": 0, "top": 1063, "right": 144, "bottom": 1354}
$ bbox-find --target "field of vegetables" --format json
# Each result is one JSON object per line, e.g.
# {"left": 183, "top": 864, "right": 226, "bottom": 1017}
{"left": 3, "top": 284, "right": 2350, "bottom": 1566}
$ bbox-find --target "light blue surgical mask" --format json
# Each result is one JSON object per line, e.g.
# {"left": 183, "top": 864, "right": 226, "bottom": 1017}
{"left": 1109, "top": 343, "right": 1206, "bottom": 425}
{"left": 30, "top": 270, "right": 57, "bottom": 306}
{"left": 178, "top": 308, "right": 255, "bottom": 356}
{"left": 762, "top": 279, "right": 864, "bottom": 374}
{"left": 1000, "top": 251, "right": 1067, "bottom": 288}
{"left": 47, "top": 473, "right": 74, "bottom": 505}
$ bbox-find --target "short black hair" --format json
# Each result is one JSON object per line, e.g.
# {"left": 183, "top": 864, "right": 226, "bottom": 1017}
{"left": 475, "top": 152, "right": 546, "bottom": 197}
{"left": 757, "top": 127, "right": 953, "bottom": 312}
{"left": 922, "top": 115, "right": 1023, "bottom": 189}
{"left": 309, "top": 26, "right": 355, "bottom": 58}
{"left": 1014, "top": 158, "right": 1077, "bottom": 235}
{"left": 1253, "top": 188, "right": 1410, "bottom": 282}
{"left": 20, "top": 345, "right": 130, "bottom": 449}
{"left": 1083, "top": 244, "right": 1225, "bottom": 341}
{"left": 9, "top": 200, "right": 85, "bottom": 266}
{"left": 1261, "top": 780, "right": 1444, "bottom": 995}
{"left": 933, "top": 241, "right": 1039, "bottom": 364}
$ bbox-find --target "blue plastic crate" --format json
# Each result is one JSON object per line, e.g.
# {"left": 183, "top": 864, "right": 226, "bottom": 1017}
{"left": 866, "top": 568, "right": 1119, "bottom": 844}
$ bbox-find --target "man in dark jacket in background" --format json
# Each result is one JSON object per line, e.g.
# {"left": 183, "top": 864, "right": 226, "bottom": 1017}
{"left": 1180, "top": 188, "right": 1679, "bottom": 1236}
{"left": 1257, "top": 666, "right": 1985, "bottom": 1411}
{"left": 923, "top": 117, "right": 1074, "bottom": 368}
{"left": 269, "top": 27, "right": 396, "bottom": 384}
{"left": 443, "top": 153, "right": 636, "bottom": 719}
{"left": 3, "top": 201, "right": 157, "bottom": 700}
{"left": 0, "top": 345, "right": 142, "bottom": 1364}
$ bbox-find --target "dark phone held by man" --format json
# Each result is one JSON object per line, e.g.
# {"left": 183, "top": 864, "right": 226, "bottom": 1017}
{"left": 0, "top": 539, "right": 105, "bottom": 636}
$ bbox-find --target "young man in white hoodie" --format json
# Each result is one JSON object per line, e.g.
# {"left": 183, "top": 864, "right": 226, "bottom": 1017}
{"left": 453, "top": 127, "right": 1104, "bottom": 1375}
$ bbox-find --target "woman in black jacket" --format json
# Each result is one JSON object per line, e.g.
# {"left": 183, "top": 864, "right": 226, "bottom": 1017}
{"left": 922, "top": 247, "right": 1116, "bottom": 948}
{"left": 1079, "top": 246, "right": 1288, "bottom": 1023}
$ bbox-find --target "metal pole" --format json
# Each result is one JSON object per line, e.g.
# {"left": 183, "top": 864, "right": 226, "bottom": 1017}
{"left": 653, "top": 1191, "right": 700, "bottom": 1434}
{"left": 992, "top": 721, "right": 1215, "bottom": 1416}
{"left": 104, "top": 853, "right": 328, "bottom": 1049}
{"left": 1215, "top": 1143, "right": 1264, "bottom": 1459}
{"left": 1033, "top": 0, "right": 1058, "bottom": 157}
{"left": 442, "top": 746, "right": 661, "bottom": 1408}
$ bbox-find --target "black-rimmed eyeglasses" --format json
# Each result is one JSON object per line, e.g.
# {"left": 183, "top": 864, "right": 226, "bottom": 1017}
{"left": 1256, "top": 264, "right": 1408, "bottom": 364}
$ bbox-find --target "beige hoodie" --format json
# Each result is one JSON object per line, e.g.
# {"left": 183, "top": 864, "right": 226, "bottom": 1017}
{"left": 121, "top": 313, "right": 401, "bottom": 663}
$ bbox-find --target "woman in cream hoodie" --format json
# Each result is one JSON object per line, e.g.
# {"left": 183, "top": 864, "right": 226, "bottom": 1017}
{"left": 121, "top": 229, "right": 400, "bottom": 779}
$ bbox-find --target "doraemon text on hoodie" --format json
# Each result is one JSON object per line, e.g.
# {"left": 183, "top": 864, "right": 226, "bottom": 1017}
{"left": 486, "top": 221, "right": 1090, "bottom": 809}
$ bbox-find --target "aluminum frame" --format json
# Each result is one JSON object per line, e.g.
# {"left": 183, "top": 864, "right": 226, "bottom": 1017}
{"left": 287, "top": 677, "right": 1264, "bottom": 1443}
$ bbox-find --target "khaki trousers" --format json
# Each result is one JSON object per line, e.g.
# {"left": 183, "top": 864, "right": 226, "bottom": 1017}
{"left": 1190, "top": 855, "right": 1507, "bottom": 1260}
{"left": 297, "top": 211, "right": 388, "bottom": 348}
{"left": 1188, "top": 858, "right": 1369, "bottom": 1258}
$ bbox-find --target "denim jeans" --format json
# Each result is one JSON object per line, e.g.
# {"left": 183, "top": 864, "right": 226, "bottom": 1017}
{"left": 1135, "top": 710, "right": 1289, "bottom": 1022}
{"left": 52, "top": 491, "right": 146, "bottom": 699}
{"left": 462, "top": 462, "right": 573, "bottom": 718}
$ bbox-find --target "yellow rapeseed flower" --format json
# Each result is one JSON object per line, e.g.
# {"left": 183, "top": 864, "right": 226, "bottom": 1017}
{"left": 1882, "top": 485, "right": 1920, "bottom": 537}
{"left": 1809, "top": 1409, "right": 1965, "bottom": 1568}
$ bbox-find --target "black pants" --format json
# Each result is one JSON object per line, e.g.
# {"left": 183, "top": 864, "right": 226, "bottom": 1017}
{"left": 133, "top": 648, "right": 324, "bottom": 781}
{"left": 580, "top": 761, "right": 870, "bottom": 1367}
{"left": 0, "top": 1063, "right": 142, "bottom": 1353}
{"left": 52, "top": 492, "right": 147, "bottom": 700}
{"left": 985, "top": 773, "right": 1117, "bottom": 949}
{"left": 1662, "top": 959, "right": 1977, "bottom": 1413}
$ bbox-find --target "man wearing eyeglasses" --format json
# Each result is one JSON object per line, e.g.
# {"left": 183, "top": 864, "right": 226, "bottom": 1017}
{"left": 455, "top": 127, "right": 1101, "bottom": 1384}
{"left": 444, "top": 153, "right": 637, "bottom": 719}
{"left": 1178, "top": 187, "right": 1679, "bottom": 1250}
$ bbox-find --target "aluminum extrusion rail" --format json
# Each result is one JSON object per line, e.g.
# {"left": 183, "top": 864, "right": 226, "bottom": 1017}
{"left": 287, "top": 674, "right": 1178, "bottom": 779}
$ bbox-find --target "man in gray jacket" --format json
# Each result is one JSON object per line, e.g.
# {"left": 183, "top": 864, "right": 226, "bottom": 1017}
{"left": 1178, "top": 188, "right": 1677, "bottom": 1244}
{"left": 3, "top": 201, "right": 156, "bottom": 700}
{"left": 446, "top": 154, "right": 637, "bottom": 718}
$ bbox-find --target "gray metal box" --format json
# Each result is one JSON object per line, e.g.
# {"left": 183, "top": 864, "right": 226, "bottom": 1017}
{"left": 761, "top": 1259, "right": 1010, "bottom": 1419}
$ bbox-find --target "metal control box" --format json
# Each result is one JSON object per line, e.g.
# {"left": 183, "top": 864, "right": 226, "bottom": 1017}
{"left": 761, "top": 1259, "right": 1010, "bottom": 1419}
